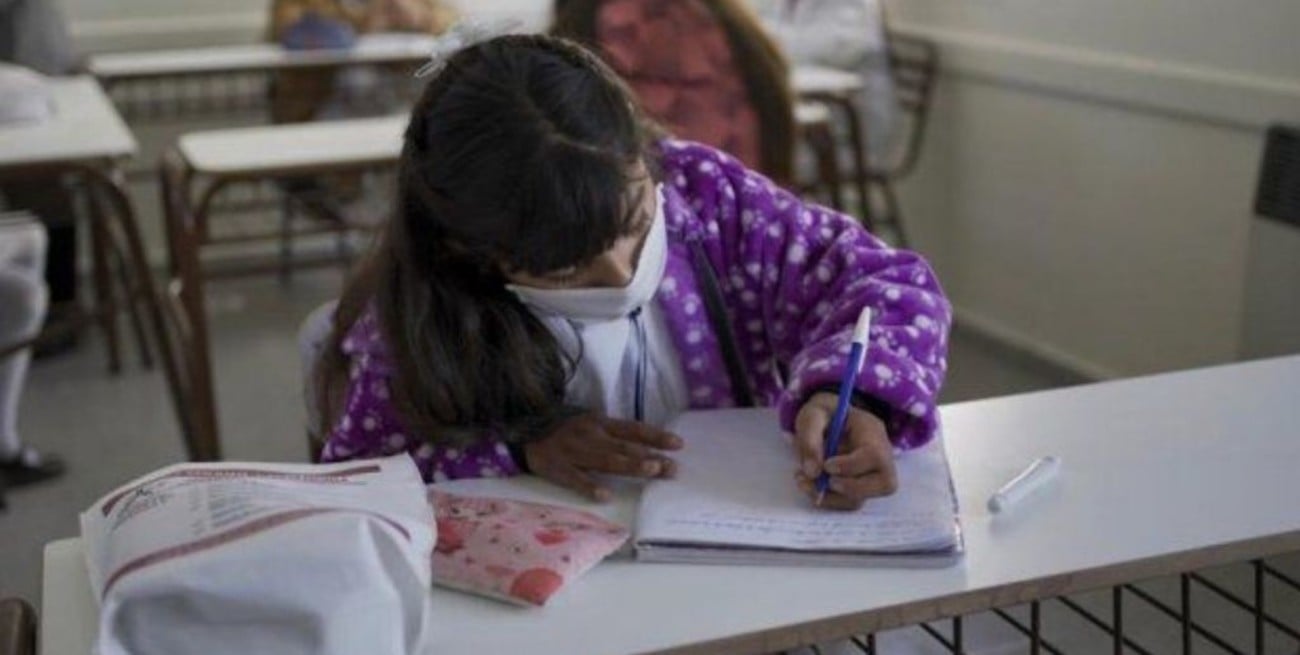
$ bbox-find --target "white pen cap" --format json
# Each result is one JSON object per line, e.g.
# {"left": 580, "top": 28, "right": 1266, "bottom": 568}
{"left": 988, "top": 456, "right": 1061, "bottom": 514}
{"left": 852, "top": 307, "right": 874, "bottom": 345}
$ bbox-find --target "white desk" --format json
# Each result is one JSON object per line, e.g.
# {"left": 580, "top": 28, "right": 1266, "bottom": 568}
{"left": 794, "top": 102, "right": 832, "bottom": 126}
{"left": 163, "top": 65, "right": 858, "bottom": 178}
{"left": 177, "top": 115, "right": 406, "bottom": 178}
{"left": 42, "top": 356, "right": 1300, "bottom": 654}
{"left": 792, "top": 65, "right": 864, "bottom": 97}
{"left": 0, "top": 77, "right": 174, "bottom": 389}
{"left": 88, "top": 34, "right": 438, "bottom": 81}
{"left": 93, "top": 44, "right": 861, "bottom": 94}
{"left": 159, "top": 115, "right": 409, "bottom": 460}
{"left": 88, "top": 34, "right": 436, "bottom": 123}
{"left": 0, "top": 78, "right": 136, "bottom": 167}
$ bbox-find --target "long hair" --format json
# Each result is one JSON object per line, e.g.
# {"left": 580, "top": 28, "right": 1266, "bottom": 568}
{"left": 552, "top": 0, "right": 794, "bottom": 184}
{"left": 317, "top": 34, "right": 656, "bottom": 445}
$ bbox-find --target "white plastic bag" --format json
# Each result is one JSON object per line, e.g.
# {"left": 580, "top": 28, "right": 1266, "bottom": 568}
{"left": 80, "top": 455, "right": 435, "bottom": 655}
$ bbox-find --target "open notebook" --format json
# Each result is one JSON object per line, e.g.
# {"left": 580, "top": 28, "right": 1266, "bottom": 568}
{"left": 635, "top": 408, "right": 962, "bottom": 567}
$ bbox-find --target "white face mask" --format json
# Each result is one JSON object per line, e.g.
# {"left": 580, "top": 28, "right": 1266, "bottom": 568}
{"left": 507, "top": 185, "right": 667, "bottom": 322}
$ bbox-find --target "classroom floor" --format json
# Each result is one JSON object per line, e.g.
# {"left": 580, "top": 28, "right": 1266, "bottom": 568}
{"left": 3, "top": 268, "right": 1296, "bottom": 654}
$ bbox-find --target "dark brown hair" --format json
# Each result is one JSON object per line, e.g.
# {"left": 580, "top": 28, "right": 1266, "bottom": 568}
{"left": 552, "top": 0, "right": 795, "bottom": 184}
{"left": 317, "top": 34, "right": 656, "bottom": 445}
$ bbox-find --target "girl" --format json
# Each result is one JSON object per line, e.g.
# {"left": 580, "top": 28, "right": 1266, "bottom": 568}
{"left": 552, "top": 0, "right": 796, "bottom": 185}
{"left": 314, "top": 34, "right": 949, "bottom": 510}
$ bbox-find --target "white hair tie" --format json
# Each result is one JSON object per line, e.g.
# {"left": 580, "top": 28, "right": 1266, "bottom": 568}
{"left": 414, "top": 18, "right": 524, "bottom": 78}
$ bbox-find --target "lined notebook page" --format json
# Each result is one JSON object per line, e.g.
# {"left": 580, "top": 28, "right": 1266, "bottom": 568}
{"left": 636, "top": 409, "right": 958, "bottom": 554}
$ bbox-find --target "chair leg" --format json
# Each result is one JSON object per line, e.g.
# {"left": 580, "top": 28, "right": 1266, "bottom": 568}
{"left": 111, "top": 243, "right": 154, "bottom": 369}
{"left": 168, "top": 214, "right": 221, "bottom": 461}
{"left": 87, "top": 186, "right": 122, "bottom": 374}
{"left": 0, "top": 597, "right": 36, "bottom": 654}
{"left": 153, "top": 163, "right": 222, "bottom": 459}
{"left": 307, "top": 430, "right": 324, "bottom": 463}
{"left": 808, "top": 124, "right": 845, "bottom": 212}
{"left": 878, "top": 179, "right": 910, "bottom": 248}
{"left": 336, "top": 230, "right": 352, "bottom": 272}
{"left": 279, "top": 193, "right": 295, "bottom": 285}
{"left": 189, "top": 318, "right": 221, "bottom": 461}
{"left": 177, "top": 217, "right": 221, "bottom": 461}
{"left": 835, "top": 97, "right": 874, "bottom": 229}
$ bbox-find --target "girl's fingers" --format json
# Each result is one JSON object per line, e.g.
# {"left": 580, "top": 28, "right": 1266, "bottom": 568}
{"left": 793, "top": 404, "right": 832, "bottom": 479}
{"left": 539, "top": 461, "right": 610, "bottom": 502}
{"left": 568, "top": 434, "right": 669, "bottom": 478}
{"left": 828, "top": 471, "right": 897, "bottom": 500}
{"left": 825, "top": 410, "right": 895, "bottom": 485}
{"left": 576, "top": 447, "right": 664, "bottom": 478}
{"left": 602, "top": 418, "right": 684, "bottom": 451}
{"left": 813, "top": 489, "right": 865, "bottom": 511}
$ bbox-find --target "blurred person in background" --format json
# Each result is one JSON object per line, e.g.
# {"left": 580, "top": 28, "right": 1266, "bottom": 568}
{"left": 553, "top": 0, "right": 795, "bottom": 186}
{"left": 0, "top": 217, "right": 66, "bottom": 497}
{"left": 1, "top": 0, "right": 81, "bottom": 356}
{"left": 269, "top": 0, "right": 459, "bottom": 122}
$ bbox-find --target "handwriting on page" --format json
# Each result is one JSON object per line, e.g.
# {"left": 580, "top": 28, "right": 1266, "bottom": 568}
{"left": 639, "top": 409, "right": 959, "bottom": 555}
{"left": 662, "top": 511, "right": 948, "bottom": 549}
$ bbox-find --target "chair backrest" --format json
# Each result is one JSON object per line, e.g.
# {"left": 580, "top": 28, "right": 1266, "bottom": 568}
{"left": 0, "top": 598, "right": 36, "bottom": 655}
{"left": 299, "top": 300, "right": 338, "bottom": 462}
{"left": 880, "top": 30, "right": 939, "bottom": 180}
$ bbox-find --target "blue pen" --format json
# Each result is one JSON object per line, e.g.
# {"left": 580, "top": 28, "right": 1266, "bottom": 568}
{"left": 815, "top": 306, "right": 874, "bottom": 506}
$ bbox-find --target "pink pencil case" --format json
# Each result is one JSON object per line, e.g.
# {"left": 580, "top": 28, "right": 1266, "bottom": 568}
{"left": 428, "top": 489, "right": 629, "bottom": 606}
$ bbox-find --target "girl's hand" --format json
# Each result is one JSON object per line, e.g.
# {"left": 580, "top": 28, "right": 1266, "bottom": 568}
{"left": 793, "top": 392, "right": 897, "bottom": 510}
{"left": 525, "top": 414, "right": 683, "bottom": 502}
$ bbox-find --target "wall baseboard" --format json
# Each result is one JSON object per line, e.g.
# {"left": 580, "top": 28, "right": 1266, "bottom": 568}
{"left": 952, "top": 304, "right": 1116, "bottom": 383}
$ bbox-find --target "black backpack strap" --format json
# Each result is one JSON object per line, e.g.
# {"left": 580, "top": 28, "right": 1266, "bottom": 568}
{"left": 688, "top": 241, "right": 756, "bottom": 408}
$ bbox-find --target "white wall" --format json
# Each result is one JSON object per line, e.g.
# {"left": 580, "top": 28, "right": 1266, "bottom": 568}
{"left": 61, "top": 0, "right": 554, "bottom": 53}
{"left": 886, "top": 0, "right": 1300, "bottom": 377}
{"left": 63, "top": 0, "right": 266, "bottom": 52}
